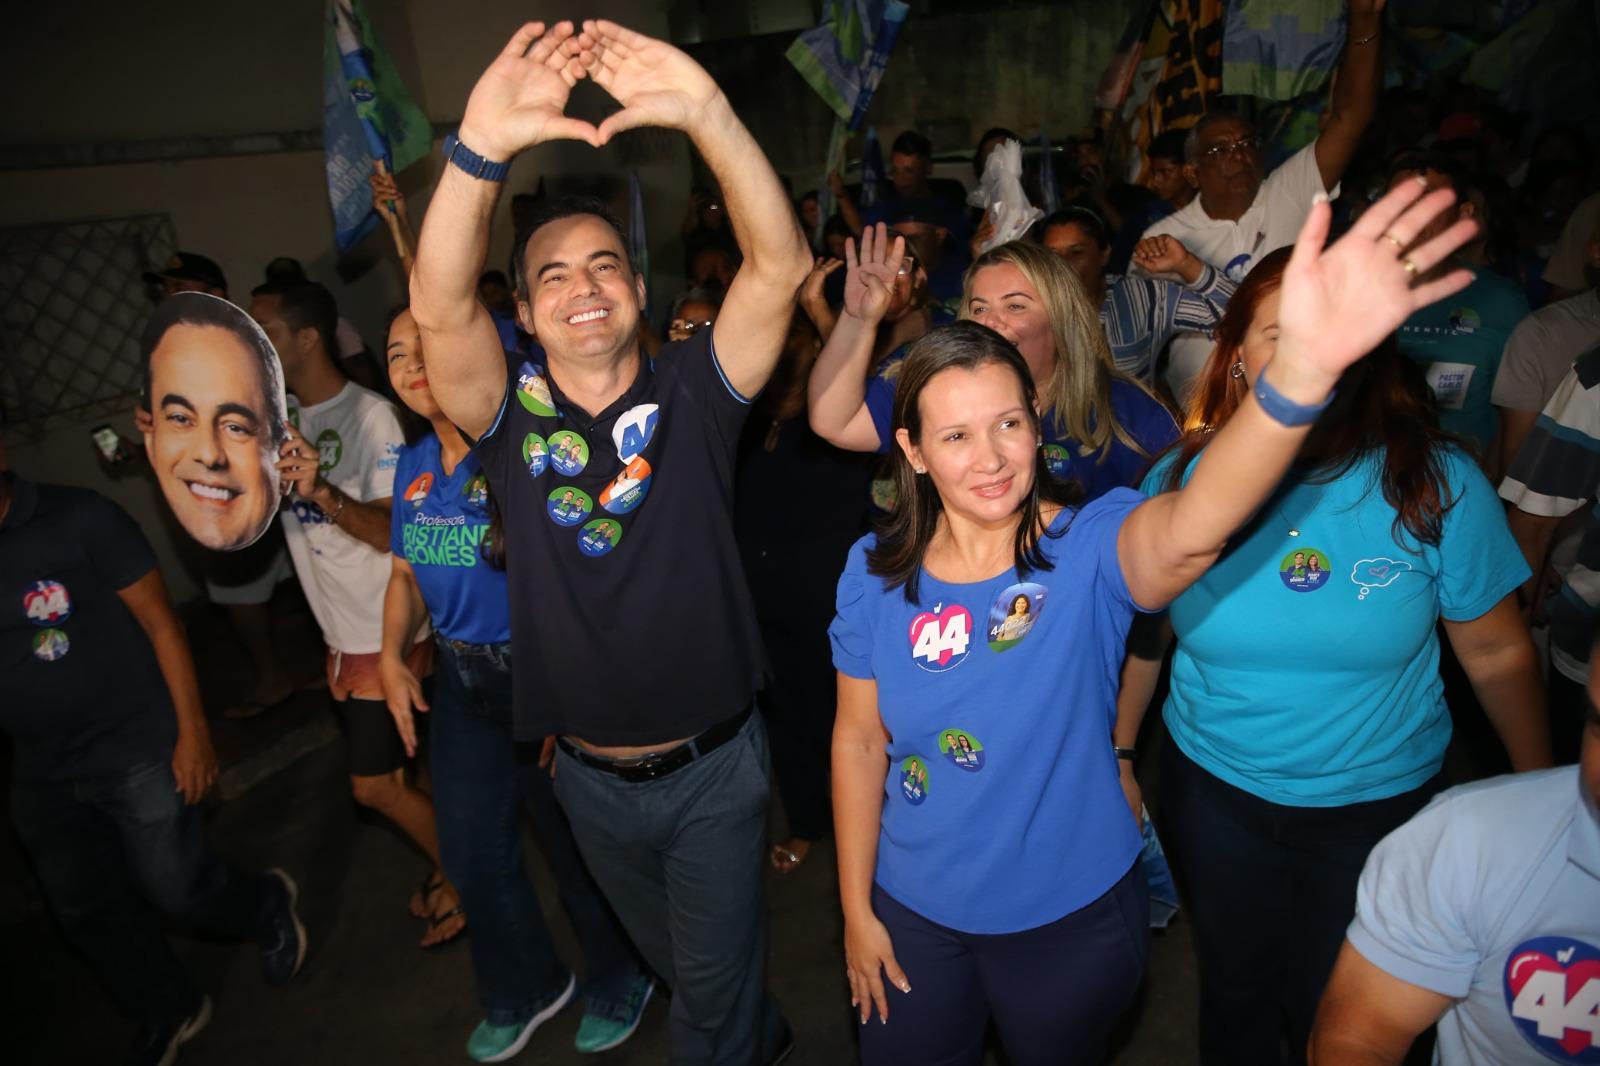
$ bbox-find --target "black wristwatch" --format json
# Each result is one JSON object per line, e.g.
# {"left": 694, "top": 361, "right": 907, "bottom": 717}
{"left": 442, "top": 131, "right": 510, "bottom": 183}
{"left": 1114, "top": 746, "right": 1137, "bottom": 762}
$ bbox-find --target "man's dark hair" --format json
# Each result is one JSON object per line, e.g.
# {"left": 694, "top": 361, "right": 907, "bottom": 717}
{"left": 1386, "top": 148, "right": 1464, "bottom": 193}
{"left": 250, "top": 280, "right": 339, "bottom": 357}
{"left": 891, "top": 130, "right": 932, "bottom": 160}
{"left": 139, "top": 293, "right": 289, "bottom": 449}
{"left": 479, "top": 269, "right": 510, "bottom": 288}
{"left": 264, "top": 256, "right": 307, "bottom": 284}
{"left": 1040, "top": 207, "right": 1110, "bottom": 250}
{"left": 510, "top": 195, "right": 635, "bottom": 296}
{"left": 1148, "top": 130, "right": 1189, "bottom": 165}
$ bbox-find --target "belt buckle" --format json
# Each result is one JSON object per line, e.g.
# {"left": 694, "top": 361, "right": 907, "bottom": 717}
{"left": 609, "top": 751, "right": 663, "bottom": 771}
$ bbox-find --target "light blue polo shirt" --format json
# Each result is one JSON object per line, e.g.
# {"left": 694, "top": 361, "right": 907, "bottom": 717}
{"left": 830, "top": 490, "right": 1149, "bottom": 934}
{"left": 1348, "top": 767, "right": 1600, "bottom": 1065}
{"left": 1142, "top": 447, "right": 1528, "bottom": 806}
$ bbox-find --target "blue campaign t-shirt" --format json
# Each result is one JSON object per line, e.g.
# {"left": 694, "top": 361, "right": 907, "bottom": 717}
{"left": 389, "top": 434, "right": 510, "bottom": 645}
{"left": 863, "top": 348, "right": 1178, "bottom": 502}
{"left": 1141, "top": 447, "right": 1528, "bottom": 807}
{"left": 829, "top": 490, "right": 1148, "bottom": 934}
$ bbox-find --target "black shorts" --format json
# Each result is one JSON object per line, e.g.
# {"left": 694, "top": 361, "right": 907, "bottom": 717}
{"left": 337, "top": 697, "right": 407, "bottom": 777}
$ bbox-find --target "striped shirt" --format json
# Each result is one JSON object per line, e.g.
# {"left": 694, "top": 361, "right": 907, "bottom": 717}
{"left": 1100, "top": 266, "right": 1235, "bottom": 382}
{"left": 1499, "top": 347, "right": 1600, "bottom": 682}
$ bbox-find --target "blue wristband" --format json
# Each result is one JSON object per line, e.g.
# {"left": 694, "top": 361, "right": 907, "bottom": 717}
{"left": 442, "top": 132, "right": 510, "bottom": 183}
{"left": 1254, "top": 372, "right": 1334, "bottom": 427}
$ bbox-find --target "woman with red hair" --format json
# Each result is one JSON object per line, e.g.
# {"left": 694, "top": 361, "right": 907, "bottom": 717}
{"left": 1117, "top": 247, "right": 1553, "bottom": 1065}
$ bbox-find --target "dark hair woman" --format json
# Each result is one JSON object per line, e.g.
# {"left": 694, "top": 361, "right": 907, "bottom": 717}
{"left": 1116, "top": 247, "right": 1552, "bottom": 1066}
{"left": 829, "top": 179, "right": 1494, "bottom": 1064}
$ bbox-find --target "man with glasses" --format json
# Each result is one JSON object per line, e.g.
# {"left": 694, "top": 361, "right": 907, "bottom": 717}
{"left": 1132, "top": 0, "right": 1385, "bottom": 396}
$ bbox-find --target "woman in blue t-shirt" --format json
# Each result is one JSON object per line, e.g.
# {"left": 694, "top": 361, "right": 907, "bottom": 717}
{"left": 1119, "top": 248, "right": 1553, "bottom": 1066}
{"left": 829, "top": 180, "right": 1488, "bottom": 1064}
{"left": 376, "top": 309, "right": 650, "bottom": 1062}
{"left": 808, "top": 224, "right": 1179, "bottom": 502}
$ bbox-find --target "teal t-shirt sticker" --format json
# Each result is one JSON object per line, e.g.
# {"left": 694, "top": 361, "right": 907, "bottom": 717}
{"left": 986, "top": 581, "right": 1048, "bottom": 650}
{"left": 32, "top": 628, "right": 69, "bottom": 662}
{"left": 316, "top": 428, "right": 343, "bottom": 472}
{"left": 522, "top": 432, "right": 549, "bottom": 478}
{"left": 938, "top": 729, "right": 986, "bottom": 772}
{"left": 1350, "top": 556, "right": 1414, "bottom": 601}
{"left": 23, "top": 579, "right": 72, "bottom": 626}
{"left": 549, "top": 430, "right": 589, "bottom": 476}
{"left": 547, "top": 486, "right": 593, "bottom": 526}
{"left": 516, "top": 363, "right": 557, "bottom": 416}
{"left": 899, "top": 756, "right": 929, "bottom": 805}
{"left": 577, "top": 517, "right": 623, "bottom": 557}
{"left": 402, "top": 472, "right": 433, "bottom": 508}
{"left": 463, "top": 473, "right": 489, "bottom": 508}
{"left": 908, "top": 602, "right": 973, "bottom": 673}
{"left": 612, "top": 403, "right": 660, "bottom": 461}
{"left": 599, "top": 456, "right": 651, "bottom": 514}
{"left": 1041, "top": 443, "right": 1071, "bottom": 479}
{"left": 1279, "top": 548, "right": 1331, "bottom": 593}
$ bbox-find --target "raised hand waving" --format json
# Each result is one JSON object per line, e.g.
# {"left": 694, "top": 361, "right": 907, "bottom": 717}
{"left": 843, "top": 223, "right": 907, "bottom": 325}
{"left": 458, "top": 21, "right": 599, "bottom": 160}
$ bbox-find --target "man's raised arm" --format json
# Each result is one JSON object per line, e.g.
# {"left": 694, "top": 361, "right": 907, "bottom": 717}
{"left": 1313, "top": 0, "right": 1385, "bottom": 192}
{"left": 577, "top": 21, "right": 811, "bottom": 400}
{"left": 411, "top": 21, "right": 597, "bottom": 440}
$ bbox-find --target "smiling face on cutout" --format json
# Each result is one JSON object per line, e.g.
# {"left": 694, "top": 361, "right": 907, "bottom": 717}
{"left": 519, "top": 214, "right": 646, "bottom": 365}
{"left": 896, "top": 359, "right": 1038, "bottom": 530}
{"left": 146, "top": 324, "right": 280, "bottom": 551}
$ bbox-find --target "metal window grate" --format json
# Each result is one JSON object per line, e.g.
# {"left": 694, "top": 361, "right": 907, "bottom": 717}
{"left": 0, "top": 214, "right": 176, "bottom": 440}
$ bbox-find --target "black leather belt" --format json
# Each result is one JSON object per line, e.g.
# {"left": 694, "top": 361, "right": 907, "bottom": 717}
{"left": 556, "top": 705, "right": 753, "bottom": 783}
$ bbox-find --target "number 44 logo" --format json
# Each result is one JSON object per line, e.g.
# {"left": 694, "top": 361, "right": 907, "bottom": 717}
{"left": 908, "top": 603, "right": 973, "bottom": 673}
{"left": 1504, "top": 937, "right": 1600, "bottom": 1061}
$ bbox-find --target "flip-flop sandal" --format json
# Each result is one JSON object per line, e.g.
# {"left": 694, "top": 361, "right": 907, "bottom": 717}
{"left": 422, "top": 905, "right": 466, "bottom": 949}
{"left": 409, "top": 872, "right": 445, "bottom": 919}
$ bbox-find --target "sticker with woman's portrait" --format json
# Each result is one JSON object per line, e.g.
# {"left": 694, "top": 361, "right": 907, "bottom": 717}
{"left": 938, "top": 729, "right": 986, "bottom": 772}
{"left": 139, "top": 292, "right": 289, "bottom": 551}
{"left": 986, "top": 581, "right": 1048, "bottom": 651}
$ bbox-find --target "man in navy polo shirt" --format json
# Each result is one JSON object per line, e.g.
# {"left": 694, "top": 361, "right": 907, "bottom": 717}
{"left": 410, "top": 20, "right": 810, "bottom": 1066}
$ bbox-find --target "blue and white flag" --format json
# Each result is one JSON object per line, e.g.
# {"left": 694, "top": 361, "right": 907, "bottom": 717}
{"left": 859, "top": 127, "right": 884, "bottom": 210}
{"left": 322, "top": 0, "right": 432, "bottom": 252}
{"left": 786, "top": 0, "right": 910, "bottom": 130}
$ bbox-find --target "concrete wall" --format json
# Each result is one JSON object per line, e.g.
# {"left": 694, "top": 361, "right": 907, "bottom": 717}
{"left": 0, "top": 0, "right": 691, "bottom": 603}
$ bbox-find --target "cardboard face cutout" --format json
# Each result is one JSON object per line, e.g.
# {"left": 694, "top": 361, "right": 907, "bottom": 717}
{"left": 140, "top": 292, "right": 289, "bottom": 551}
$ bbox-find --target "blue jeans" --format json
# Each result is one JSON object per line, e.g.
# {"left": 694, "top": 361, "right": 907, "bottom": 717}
{"left": 553, "top": 711, "right": 789, "bottom": 1066}
{"left": 431, "top": 637, "right": 638, "bottom": 1026}
{"left": 11, "top": 759, "right": 265, "bottom": 1027}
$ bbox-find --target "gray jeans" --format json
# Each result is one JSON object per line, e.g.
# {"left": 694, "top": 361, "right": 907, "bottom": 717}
{"left": 553, "top": 712, "right": 789, "bottom": 1065}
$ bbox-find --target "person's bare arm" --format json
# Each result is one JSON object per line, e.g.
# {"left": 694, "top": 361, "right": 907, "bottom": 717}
{"left": 576, "top": 21, "right": 811, "bottom": 400}
{"left": 799, "top": 257, "right": 843, "bottom": 342}
{"left": 1308, "top": 941, "right": 1455, "bottom": 1066}
{"left": 379, "top": 556, "right": 430, "bottom": 757}
{"left": 1507, "top": 505, "right": 1564, "bottom": 614}
{"left": 276, "top": 421, "right": 392, "bottom": 552}
{"left": 830, "top": 171, "right": 864, "bottom": 236}
{"left": 1497, "top": 406, "right": 1539, "bottom": 479}
{"left": 1120, "top": 182, "right": 1476, "bottom": 609}
{"left": 1443, "top": 594, "right": 1552, "bottom": 771}
{"left": 808, "top": 226, "right": 904, "bottom": 451}
{"left": 371, "top": 161, "right": 416, "bottom": 277}
{"left": 411, "top": 22, "right": 598, "bottom": 440}
{"left": 118, "top": 568, "right": 216, "bottom": 804}
{"left": 833, "top": 673, "right": 910, "bottom": 1024}
{"left": 1313, "top": 0, "right": 1385, "bottom": 192}
{"left": 1113, "top": 614, "right": 1173, "bottom": 825}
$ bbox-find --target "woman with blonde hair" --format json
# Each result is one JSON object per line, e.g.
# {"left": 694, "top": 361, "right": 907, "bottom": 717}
{"left": 808, "top": 224, "right": 1176, "bottom": 500}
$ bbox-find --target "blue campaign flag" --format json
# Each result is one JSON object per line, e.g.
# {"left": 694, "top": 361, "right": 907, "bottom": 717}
{"left": 628, "top": 170, "right": 650, "bottom": 319}
{"left": 322, "top": 0, "right": 432, "bottom": 253}
{"left": 859, "top": 127, "right": 884, "bottom": 209}
{"left": 786, "top": 0, "right": 910, "bottom": 129}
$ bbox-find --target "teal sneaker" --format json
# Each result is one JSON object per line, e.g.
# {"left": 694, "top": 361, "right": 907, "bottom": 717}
{"left": 573, "top": 972, "right": 655, "bottom": 1054}
{"left": 466, "top": 973, "right": 576, "bottom": 1063}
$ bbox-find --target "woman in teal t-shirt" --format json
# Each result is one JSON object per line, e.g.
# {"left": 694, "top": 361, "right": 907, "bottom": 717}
{"left": 831, "top": 181, "right": 1491, "bottom": 1065}
{"left": 1122, "top": 248, "right": 1552, "bottom": 1066}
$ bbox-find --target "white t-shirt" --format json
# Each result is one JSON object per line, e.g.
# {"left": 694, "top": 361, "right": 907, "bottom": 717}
{"left": 1544, "top": 191, "right": 1600, "bottom": 293}
{"left": 1492, "top": 289, "right": 1600, "bottom": 414}
{"left": 335, "top": 316, "right": 366, "bottom": 360}
{"left": 1133, "top": 141, "right": 1335, "bottom": 399}
{"left": 281, "top": 382, "right": 407, "bottom": 654}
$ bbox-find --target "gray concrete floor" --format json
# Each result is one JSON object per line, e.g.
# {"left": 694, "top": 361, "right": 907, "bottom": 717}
{"left": 8, "top": 733, "right": 1200, "bottom": 1065}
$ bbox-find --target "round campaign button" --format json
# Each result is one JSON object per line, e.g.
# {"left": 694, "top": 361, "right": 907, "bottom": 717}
{"left": 463, "top": 473, "right": 490, "bottom": 508}
{"left": 22, "top": 579, "right": 72, "bottom": 626}
{"left": 938, "top": 729, "right": 986, "bottom": 772}
{"left": 1279, "top": 548, "right": 1332, "bottom": 593}
{"left": 908, "top": 602, "right": 973, "bottom": 673}
{"left": 577, "top": 518, "right": 623, "bottom": 557}
{"left": 548, "top": 430, "right": 590, "bottom": 477}
{"left": 32, "top": 628, "right": 69, "bottom": 662}
{"left": 522, "top": 432, "right": 549, "bottom": 479}
{"left": 546, "top": 486, "right": 594, "bottom": 527}
{"left": 898, "top": 756, "right": 929, "bottom": 805}
{"left": 515, "top": 363, "right": 557, "bottom": 416}
{"left": 403, "top": 472, "right": 433, "bottom": 508}
{"left": 1041, "top": 443, "right": 1071, "bottom": 479}
{"left": 1502, "top": 935, "right": 1600, "bottom": 1063}
{"left": 612, "top": 403, "right": 660, "bottom": 461}
{"left": 599, "top": 456, "right": 652, "bottom": 515}
{"left": 986, "top": 581, "right": 1048, "bottom": 652}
